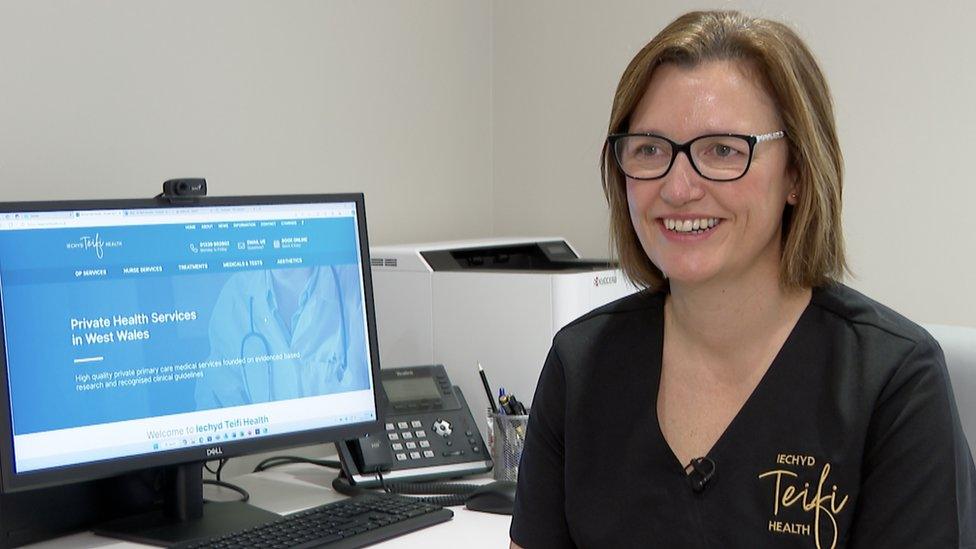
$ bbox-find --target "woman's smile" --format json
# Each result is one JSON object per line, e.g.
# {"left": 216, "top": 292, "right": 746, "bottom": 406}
{"left": 658, "top": 216, "right": 724, "bottom": 240}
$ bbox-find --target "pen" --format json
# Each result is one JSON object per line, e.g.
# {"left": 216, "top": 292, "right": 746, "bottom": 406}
{"left": 478, "top": 363, "right": 498, "bottom": 414}
{"left": 498, "top": 394, "right": 515, "bottom": 415}
{"left": 508, "top": 395, "right": 527, "bottom": 415}
{"left": 499, "top": 394, "right": 526, "bottom": 439}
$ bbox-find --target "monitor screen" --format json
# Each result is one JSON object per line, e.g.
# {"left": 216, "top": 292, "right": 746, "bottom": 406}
{"left": 0, "top": 194, "right": 381, "bottom": 492}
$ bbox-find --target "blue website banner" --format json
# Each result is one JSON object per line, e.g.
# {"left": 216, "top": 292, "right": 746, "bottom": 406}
{"left": 0, "top": 215, "right": 371, "bottom": 435}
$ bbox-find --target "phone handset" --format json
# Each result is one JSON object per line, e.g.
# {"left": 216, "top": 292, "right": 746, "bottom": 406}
{"left": 349, "top": 433, "right": 393, "bottom": 474}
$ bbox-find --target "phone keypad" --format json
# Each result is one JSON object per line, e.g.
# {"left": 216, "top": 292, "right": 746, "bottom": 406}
{"left": 384, "top": 413, "right": 486, "bottom": 466}
{"left": 387, "top": 418, "right": 440, "bottom": 462}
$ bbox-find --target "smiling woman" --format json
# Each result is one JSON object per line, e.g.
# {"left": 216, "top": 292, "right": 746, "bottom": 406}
{"left": 509, "top": 10, "right": 976, "bottom": 549}
{"left": 621, "top": 60, "right": 797, "bottom": 290}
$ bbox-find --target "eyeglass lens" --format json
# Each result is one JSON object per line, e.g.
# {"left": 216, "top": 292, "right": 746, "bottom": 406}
{"left": 614, "top": 135, "right": 752, "bottom": 180}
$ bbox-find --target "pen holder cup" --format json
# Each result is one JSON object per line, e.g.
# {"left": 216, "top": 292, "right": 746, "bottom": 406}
{"left": 487, "top": 411, "right": 529, "bottom": 482}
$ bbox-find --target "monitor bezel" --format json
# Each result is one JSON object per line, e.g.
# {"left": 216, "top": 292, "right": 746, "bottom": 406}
{"left": 0, "top": 193, "right": 383, "bottom": 493}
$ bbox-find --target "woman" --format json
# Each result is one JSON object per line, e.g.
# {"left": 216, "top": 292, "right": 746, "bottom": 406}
{"left": 510, "top": 11, "right": 976, "bottom": 549}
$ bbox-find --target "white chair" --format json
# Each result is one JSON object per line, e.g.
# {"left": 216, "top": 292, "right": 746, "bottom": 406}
{"left": 925, "top": 324, "right": 976, "bottom": 458}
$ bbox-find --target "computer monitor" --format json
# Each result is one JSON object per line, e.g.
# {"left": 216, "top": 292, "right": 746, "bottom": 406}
{"left": 0, "top": 194, "right": 382, "bottom": 544}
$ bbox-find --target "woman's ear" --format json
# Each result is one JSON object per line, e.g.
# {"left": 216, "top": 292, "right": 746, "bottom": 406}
{"left": 786, "top": 187, "right": 799, "bottom": 205}
{"left": 785, "top": 166, "right": 800, "bottom": 205}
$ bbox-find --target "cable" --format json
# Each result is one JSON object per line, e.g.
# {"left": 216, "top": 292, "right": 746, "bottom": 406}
{"left": 381, "top": 478, "right": 476, "bottom": 507}
{"left": 331, "top": 470, "right": 478, "bottom": 507}
{"left": 416, "top": 493, "right": 470, "bottom": 507}
{"left": 204, "top": 458, "right": 229, "bottom": 481}
{"left": 332, "top": 472, "right": 371, "bottom": 498}
{"left": 203, "top": 479, "right": 250, "bottom": 502}
{"left": 204, "top": 460, "right": 220, "bottom": 476}
{"left": 252, "top": 455, "right": 342, "bottom": 473}
{"left": 381, "top": 480, "right": 476, "bottom": 496}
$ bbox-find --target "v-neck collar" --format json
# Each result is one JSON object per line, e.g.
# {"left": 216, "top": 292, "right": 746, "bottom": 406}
{"left": 647, "top": 291, "right": 817, "bottom": 474}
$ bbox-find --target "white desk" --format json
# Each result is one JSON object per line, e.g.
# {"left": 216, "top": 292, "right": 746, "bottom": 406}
{"left": 24, "top": 464, "right": 513, "bottom": 548}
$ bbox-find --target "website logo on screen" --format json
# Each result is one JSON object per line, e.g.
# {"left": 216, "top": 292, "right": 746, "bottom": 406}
{"left": 65, "top": 233, "right": 123, "bottom": 260}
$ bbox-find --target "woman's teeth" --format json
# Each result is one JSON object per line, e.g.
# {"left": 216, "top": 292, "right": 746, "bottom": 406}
{"left": 663, "top": 218, "right": 719, "bottom": 233}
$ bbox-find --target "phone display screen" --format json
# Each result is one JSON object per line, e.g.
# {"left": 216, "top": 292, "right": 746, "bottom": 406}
{"left": 382, "top": 377, "right": 441, "bottom": 403}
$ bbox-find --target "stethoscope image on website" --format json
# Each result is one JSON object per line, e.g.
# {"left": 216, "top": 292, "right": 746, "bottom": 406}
{"left": 238, "top": 265, "right": 348, "bottom": 402}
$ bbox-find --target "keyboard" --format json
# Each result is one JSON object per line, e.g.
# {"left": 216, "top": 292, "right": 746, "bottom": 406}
{"left": 172, "top": 493, "right": 453, "bottom": 548}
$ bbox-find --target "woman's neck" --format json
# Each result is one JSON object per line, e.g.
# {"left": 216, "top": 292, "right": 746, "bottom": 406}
{"left": 665, "top": 270, "right": 812, "bottom": 369}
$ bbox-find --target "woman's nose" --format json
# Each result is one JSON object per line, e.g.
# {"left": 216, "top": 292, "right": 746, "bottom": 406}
{"left": 659, "top": 153, "right": 706, "bottom": 206}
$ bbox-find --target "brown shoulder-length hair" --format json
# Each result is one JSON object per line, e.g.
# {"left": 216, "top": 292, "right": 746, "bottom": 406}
{"left": 601, "top": 10, "right": 847, "bottom": 292}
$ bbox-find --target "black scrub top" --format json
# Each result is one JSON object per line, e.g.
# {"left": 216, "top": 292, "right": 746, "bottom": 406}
{"left": 510, "top": 284, "right": 976, "bottom": 548}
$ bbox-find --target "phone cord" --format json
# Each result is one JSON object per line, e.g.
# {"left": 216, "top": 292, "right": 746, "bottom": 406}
{"left": 331, "top": 473, "right": 477, "bottom": 507}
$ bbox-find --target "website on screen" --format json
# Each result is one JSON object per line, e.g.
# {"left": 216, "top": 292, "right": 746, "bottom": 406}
{"left": 0, "top": 203, "right": 375, "bottom": 472}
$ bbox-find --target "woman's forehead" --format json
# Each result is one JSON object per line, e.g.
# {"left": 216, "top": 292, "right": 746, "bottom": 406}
{"left": 628, "top": 59, "right": 782, "bottom": 136}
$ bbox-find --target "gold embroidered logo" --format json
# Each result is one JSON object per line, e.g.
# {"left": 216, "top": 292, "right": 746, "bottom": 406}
{"left": 758, "top": 454, "right": 850, "bottom": 549}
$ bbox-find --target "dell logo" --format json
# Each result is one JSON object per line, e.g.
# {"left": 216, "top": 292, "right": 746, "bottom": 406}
{"left": 206, "top": 447, "right": 223, "bottom": 457}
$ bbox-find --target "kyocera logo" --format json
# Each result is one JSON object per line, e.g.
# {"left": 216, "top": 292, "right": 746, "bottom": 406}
{"left": 206, "top": 447, "right": 223, "bottom": 457}
{"left": 593, "top": 274, "right": 618, "bottom": 287}
{"left": 64, "top": 233, "right": 122, "bottom": 259}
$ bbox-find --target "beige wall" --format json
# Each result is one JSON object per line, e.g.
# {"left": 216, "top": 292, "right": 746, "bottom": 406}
{"left": 2, "top": 1, "right": 971, "bottom": 325}
{"left": 0, "top": 0, "right": 493, "bottom": 246}
{"left": 492, "top": 0, "right": 976, "bottom": 326}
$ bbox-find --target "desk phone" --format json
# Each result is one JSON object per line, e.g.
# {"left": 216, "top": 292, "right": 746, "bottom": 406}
{"left": 337, "top": 365, "right": 492, "bottom": 487}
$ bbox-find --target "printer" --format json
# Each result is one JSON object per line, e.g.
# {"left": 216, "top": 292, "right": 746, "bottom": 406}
{"left": 369, "top": 238, "right": 637, "bottom": 424}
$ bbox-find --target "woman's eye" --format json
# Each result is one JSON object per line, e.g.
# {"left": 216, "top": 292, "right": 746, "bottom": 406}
{"left": 635, "top": 145, "right": 660, "bottom": 157}
{"left": 713, "top": 144, "right": 738, "bottom": 157}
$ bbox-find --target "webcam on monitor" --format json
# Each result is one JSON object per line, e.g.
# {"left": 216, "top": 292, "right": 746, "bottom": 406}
{"left": 161, "top": 178, "right": 207, "bottom": 197}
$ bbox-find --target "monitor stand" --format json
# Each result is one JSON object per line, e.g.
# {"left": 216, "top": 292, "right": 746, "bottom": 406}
{"left": 94, "top": 462, "right": 281, "bottom": 546}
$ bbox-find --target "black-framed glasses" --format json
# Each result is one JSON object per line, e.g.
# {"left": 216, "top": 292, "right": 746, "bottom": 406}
{"left": 608, "top": 131, "right": 786, "bottom": 182}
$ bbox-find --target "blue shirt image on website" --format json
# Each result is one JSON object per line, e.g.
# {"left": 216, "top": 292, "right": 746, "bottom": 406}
{"left": 194, "top": 264, "right": 369, "bottom": 408}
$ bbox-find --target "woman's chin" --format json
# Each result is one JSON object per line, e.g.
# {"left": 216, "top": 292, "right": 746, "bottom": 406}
{"left": 657, "top": 263, "right": 723, "bottom": 288}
